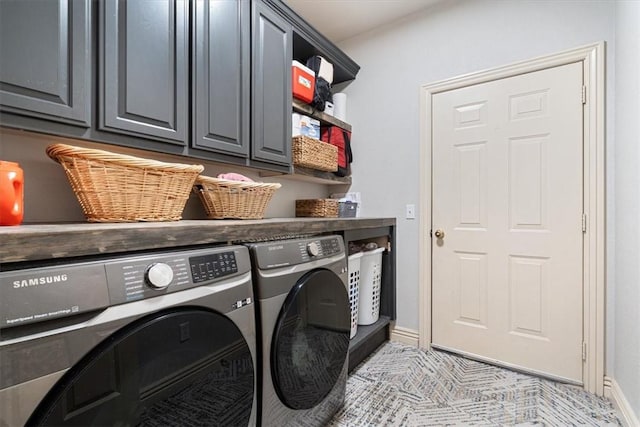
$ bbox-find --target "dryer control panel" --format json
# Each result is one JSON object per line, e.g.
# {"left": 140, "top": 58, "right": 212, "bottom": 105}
{"left": 251, "top": 235, "right": 345, "bottom": 270}
{"left": 302, "top": 237, "right": 342, "bottom": 260}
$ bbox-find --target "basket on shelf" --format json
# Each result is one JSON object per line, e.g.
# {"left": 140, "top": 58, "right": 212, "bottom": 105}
{"left": 292, "top": 135, "right": 338, "bottom": 172}
{"left": 338, "top": 201, "right": 358, "bottom": 218}
{"left": 358, "top": 248, "right": 386, "bottom": 326}
{"left": 194, "top": 175, "right": 281, "bottom": 219}
{"left": 347, "top": 252, "right": 363, "bottom": 339}
{"left": 46, "top": 143, "right": 204, "bottom": 223}
{"left": 295, "top": 198, "right": 339, "bottom": 218}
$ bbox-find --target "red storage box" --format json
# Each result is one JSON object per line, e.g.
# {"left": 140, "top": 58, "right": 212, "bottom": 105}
{"left": 292, "top": 60, "right": 315, "bottom": 103}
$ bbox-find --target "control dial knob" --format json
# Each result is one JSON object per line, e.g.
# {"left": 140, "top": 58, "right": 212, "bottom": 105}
{"left": 145, "top": 263, "right": 174, "bottom": 289}
{"left": 306, "top": 242, "right": 320, "bottom": 257}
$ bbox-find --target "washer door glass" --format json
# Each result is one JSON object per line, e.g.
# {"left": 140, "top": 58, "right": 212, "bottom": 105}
{"left": 271, "top": 269, "right": 350, "bottom": 409}
{"left": 28, "top": 308, "right": 254, "bottom": 426}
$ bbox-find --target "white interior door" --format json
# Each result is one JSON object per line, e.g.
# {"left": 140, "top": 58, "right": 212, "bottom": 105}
{"left": 431, "top": 62, "right": 584, "bottom": 383}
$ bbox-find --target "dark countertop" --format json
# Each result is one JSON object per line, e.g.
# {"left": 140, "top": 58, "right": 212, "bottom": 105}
{"left": 0, "top": 218, "right": 396, "bottom": 263}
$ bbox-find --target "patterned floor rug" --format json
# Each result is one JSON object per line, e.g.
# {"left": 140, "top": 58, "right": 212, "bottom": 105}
{"left": 328, "top": 341, "right": 622, "bottom": 426}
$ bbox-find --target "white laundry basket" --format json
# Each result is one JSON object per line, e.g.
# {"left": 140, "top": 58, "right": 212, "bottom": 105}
{"left": 347, "top": 252, "right": 363, "bottom": 339}
{"left": 357, "top": 247, "right": 385, "bottom": 326}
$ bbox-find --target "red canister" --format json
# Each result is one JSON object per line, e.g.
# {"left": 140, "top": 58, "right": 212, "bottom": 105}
{"left": 0, "top": 161, "right": 24, "bottom": 226}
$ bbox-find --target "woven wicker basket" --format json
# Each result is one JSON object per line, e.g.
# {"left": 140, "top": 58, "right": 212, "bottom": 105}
{"left": 46, "top": 143, "right": 204, "bottom": 222}
{"left": 295, "top": 199, "right": 339, "bottom": 218}
{"left": 194, "top": 176, "right": 281, "bottom": 219}
{"left": 292, "top": 136, "right": 338, "bottom": 172}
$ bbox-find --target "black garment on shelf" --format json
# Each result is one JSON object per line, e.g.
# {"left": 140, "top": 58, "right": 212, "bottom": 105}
{"left": 306, "top": 56, "right": 332, "bottom": 111}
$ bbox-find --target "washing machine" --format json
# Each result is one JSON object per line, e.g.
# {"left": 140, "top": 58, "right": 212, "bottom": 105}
{"left": 0, "top": 245, "right": 257, "bottom": 426}
{"left": 248, "top": 235, "right": 350, "bottom": 427}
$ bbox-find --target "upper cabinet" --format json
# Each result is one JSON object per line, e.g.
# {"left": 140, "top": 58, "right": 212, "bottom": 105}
{"left": 0, "top": 0, "right": 91, "bottom": 127}
{"left": 99, "top": 0, "right": 189, "bottom": 145}
{"left": 0, "top": 0, "right": 359, "bottom": 179}
{"left": 192, "top": 0, "right": 250, "bottom": 158}
{"left": 251, "top": 0, "right": 292, "bottom": 168}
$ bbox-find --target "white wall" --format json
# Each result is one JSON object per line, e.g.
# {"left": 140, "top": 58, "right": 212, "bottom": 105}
{"left": 614, "top": 0, "right": 640, "bottom": 416}
{"left": 0, "top": 127, "right": 330, "bottom": 222}
{"left": 339, "top": 0, "right": 616, "bottom": 370}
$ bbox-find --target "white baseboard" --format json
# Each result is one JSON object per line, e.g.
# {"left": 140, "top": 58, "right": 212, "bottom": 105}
{"left": 389, "top": 325, "right": 419, "bottom": 347}
{"left": 604, "top": 376, "right": 640, "bottom": 427}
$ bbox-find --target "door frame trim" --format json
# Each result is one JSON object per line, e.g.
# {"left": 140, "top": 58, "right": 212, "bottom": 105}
{"left": 418, "top": 42, "right": 606, "bottom": 395}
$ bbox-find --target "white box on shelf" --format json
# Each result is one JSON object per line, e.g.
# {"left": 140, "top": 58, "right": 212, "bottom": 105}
{"left": 324, "top": 101, "right": 334, "bottom": 116}
{"left": 292, "top": 113, "right": 302, "bottom": 136}
{"left": 299, "top": 115, "right": 320, "bottom": 139}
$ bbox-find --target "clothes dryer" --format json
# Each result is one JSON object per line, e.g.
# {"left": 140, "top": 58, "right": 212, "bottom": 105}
{"left": 0, "top": 245, "right": 257, "bottom": 426}
{"left": 248, "top": 235, "right": 350, "bottom": 426}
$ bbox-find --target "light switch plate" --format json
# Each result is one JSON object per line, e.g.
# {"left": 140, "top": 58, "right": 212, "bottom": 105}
{"left": 406, "top": 204, "right": 416, "bottom": 219}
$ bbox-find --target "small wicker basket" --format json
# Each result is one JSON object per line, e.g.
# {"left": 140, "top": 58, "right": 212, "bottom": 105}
{"left": 292, "top": 136, "right": 338, "bottom": 172}
{"left": 46, "top": 143, "right": 204, "bottom": 222}
{"left": 295, "top": 199, "right": 339, "bottom": 218}
{"left": 194, "top": 176, "right": 281, "bottom": 219}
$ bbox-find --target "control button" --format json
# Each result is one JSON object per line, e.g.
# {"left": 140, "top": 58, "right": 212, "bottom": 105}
{"left": 307, "top": 242, "right": 320, "bottom": 257}
{"left": 145, "top": 263, "right": 174, "bottom": 289}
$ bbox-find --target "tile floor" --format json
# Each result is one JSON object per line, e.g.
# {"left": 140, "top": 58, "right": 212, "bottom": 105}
{"left": 328, "top": 341, "right": 622, "bottom": 426}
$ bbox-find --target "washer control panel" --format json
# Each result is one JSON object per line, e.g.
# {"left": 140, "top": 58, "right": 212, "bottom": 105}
{"left": 106, "top": 248, "right": 245, "bottom": 303}
{"left": 0, "top": 246, "right": 251, "bottom": 328}
{"left": 189, "top": 252, "right": 238, "bottom": 283}
{"left": 251, "top": 235, "right": 345, "bottom": 270}
{"left": 107, "top": 254, "right": 191, "bottom": 302}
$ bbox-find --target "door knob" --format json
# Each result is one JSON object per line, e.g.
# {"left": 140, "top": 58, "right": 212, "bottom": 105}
{"left": 434, "top": 229, "right": 445, "bottom": 239}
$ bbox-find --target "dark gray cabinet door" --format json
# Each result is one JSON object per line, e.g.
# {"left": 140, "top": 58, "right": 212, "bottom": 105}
{"left": 251, "top": 0, "right": 292, "bottom": 166}
{"left": 0, "top": 0, "right": 91, "bottom": 126}
{"left": 193, "top": 0, "right": 249, "bottom": 157}
{"left": 99, "top": 0, "right": 188, "bottom": 145}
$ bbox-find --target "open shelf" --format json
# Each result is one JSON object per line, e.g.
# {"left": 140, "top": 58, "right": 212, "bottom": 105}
{"left": 291, "top": 166, "right": 351, "bottom": 184}
{"left": 348, "top": 315, "right": 391, "bottom": 372}
{"left": 287, "top": 99, "right": 352, "bottom": 185}
{"left": 290, "top": 30, "right": 358, "bottom": 85}
{"left": 293, "top": 98, "right": 351, "bottom": 131}
{"left": 260, "top": 165, "right": 351, "bottom": 185}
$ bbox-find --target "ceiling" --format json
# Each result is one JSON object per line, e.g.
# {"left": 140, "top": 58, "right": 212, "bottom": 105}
{"left": 283, "top": 0, "right": 442, "bottom": 43}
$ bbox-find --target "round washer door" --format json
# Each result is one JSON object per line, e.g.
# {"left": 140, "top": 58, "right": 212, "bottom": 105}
{"left": 271, "top": 268, "right": 350, "bottom": 410}
{"left": 28, "top": 308, "right": 254, "bottom": 426}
